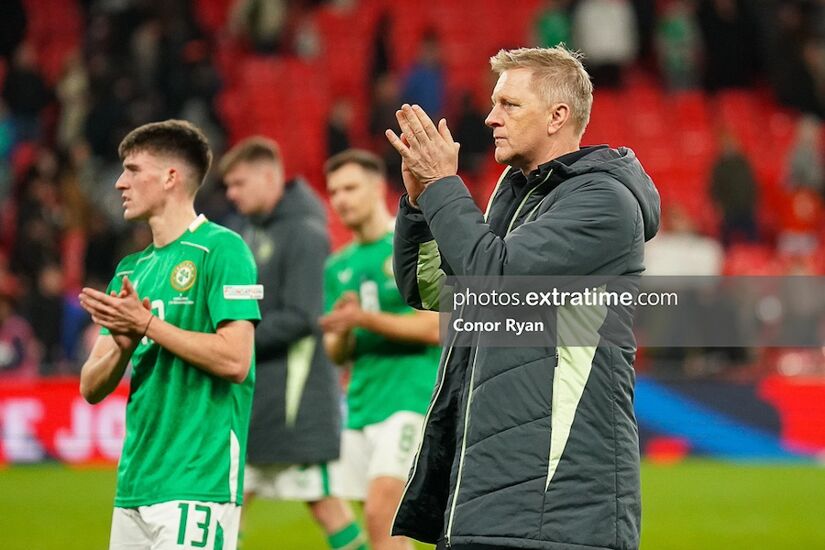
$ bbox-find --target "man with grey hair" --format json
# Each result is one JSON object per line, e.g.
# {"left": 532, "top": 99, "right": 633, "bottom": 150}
{"left": 385, "top": 46, "right": 660, "bottom": 550}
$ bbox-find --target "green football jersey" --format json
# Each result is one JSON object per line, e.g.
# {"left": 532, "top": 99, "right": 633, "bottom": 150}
{"left": 102, "top": 215, "right": 261, "bottom": 507}
{"left": 324, "top": 231, "right": 440, "bottom": 430}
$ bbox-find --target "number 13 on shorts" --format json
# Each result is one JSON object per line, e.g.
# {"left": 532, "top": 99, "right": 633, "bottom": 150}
{"left": 177, "top": 503, "right": 213, "bottom": 548}
{"left": 110, "top": 501, "right": 241, "bottom": 550}
{"left": 173, "top": 501, "right": 240, "bottom": 550}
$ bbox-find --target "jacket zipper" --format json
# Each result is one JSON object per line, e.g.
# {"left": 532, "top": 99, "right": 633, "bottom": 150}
{"left": 445, "top": 171, "right": 553, "bottom": 545}
{"left": 505, "top": 169, "right": 553, "bottom": 234}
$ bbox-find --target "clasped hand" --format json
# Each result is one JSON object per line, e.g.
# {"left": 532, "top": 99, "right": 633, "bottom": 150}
{"left": 319, "top": 292, "right": 363, "bottom": 334}
{"left": 79, "top": 276, "right": 152, "bottom": 340}
{"left": 385, "top": 104, "right": 460, "bottom": 204}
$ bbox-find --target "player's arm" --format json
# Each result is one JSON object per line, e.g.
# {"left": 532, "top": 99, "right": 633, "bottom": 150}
{"left": 79, "top": 334, "right": 137, "bottom": 404}
{"left": 144, "top": 317, "right": 254, "bottom": 383}
{"left": 255, "top": 222, "right": 328, "bottom": 358}
{"left": 321, "top": 291, "right": 357, "bottom": 365}
{"left": 320, "top": 295, "right": 440, "bottom": 347}
{"left": 356, "top": 310, "right": 440, "bottom": 345}
{"left": 80, "top": 277, "right": 255, "bottom": 383}
{"left": 393, "top": 195, "right": 450, "bottom": 311}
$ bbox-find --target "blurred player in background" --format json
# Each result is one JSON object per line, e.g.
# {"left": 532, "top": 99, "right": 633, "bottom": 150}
{"left": 220, "top": 137, "right": 366, "bottom": 550}
{"left": 320, "top": 149, "right": 441, "bottom": 550}
{"left": 79, "top": 120, "right": 261, "bottom": 550}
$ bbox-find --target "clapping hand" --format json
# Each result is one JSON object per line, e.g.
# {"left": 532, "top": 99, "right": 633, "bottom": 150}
{"left": 385, "top": 104, "right": 460, "bottom": 205}
{"left": 79, "top": 276, "right": 152, "bottom": 348}
{"left": 319, "top": 292, "right": 363, "bottom": 334}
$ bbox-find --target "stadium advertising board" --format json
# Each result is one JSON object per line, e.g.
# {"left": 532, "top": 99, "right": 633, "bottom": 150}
{"left": 0, "top": 379, "right": 127, "bottom": 465}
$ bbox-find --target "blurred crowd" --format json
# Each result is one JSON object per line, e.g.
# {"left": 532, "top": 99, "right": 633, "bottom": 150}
{"left": 1, "top": 0, "right": 824, "bottom": 380}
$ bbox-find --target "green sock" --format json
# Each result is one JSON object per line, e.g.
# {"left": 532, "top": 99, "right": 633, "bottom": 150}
{"left": 328, "top": 522, "right": 368, "bottom": 550}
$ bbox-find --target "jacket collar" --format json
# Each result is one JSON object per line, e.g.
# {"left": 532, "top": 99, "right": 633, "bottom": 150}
{"left": 507, "top": 145, "right": 609, "bottom": 189}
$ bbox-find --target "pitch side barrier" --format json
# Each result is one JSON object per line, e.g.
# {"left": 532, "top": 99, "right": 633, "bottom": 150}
{"left": 439, "top": 276, "right": 825, "bottom": 348}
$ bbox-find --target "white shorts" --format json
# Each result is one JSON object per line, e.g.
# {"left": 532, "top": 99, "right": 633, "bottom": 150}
{"left": 244, "top": 462, "right": 337, "bottom": 501}
{"left": 334, "top": 411, "right": 425, "bottom": 501}
{"left": 110, "top": 500, "right": 240, "bottom": 550}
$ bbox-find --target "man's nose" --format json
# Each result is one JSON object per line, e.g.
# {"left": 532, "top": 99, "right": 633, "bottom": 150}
{"left": 485, "top": 106, "right": 501, "bottom": 128}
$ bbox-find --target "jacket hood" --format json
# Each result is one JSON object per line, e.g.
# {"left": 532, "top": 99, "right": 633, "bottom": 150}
{"left": 551, "top": 146, "right": 661, "bottom": 241}
{"left": 252, "top": 177, "right": 327, "bottom": 226}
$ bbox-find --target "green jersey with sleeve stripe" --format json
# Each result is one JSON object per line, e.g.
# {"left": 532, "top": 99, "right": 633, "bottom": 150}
{"left": 324, "top": 231, "right": 439, "bottom": 430}
{"left": 102, "top": 215, "right": 261, "bottom": 508}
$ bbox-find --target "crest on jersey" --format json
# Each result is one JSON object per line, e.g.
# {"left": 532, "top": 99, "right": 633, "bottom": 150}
{"left": 256, "top": 237, "right": 275, "bottom": 263}
{"left": 338, "top": 268, "right": 353, "bottom": 284}
{"left": 170, "top": 260, "right": 197, "bottom": 292}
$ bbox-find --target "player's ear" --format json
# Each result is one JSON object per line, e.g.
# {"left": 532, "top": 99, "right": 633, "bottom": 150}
{"left": 547, "top": 102, "right": 571, "bottom": 136}
{"left": 377, "top": 177, "right": 387, "bottom": 200}
{"left": 164, "top": 167, "right": 177, "bottom": 190}
{"left": 271, "top": 162, "right": 285, "bottom": 190}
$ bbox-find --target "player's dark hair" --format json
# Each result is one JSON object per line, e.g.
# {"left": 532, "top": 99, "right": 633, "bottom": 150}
{"left": 324, "top": 149, "right": 386, "bottom": 179}
{"left": 118, "top": 120, "right": 212, "bottom": 188}
{"left": 218, "top": 136, "right": 282, "bottom": 176}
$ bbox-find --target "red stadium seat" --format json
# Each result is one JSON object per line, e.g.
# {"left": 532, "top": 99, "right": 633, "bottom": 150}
{"left": 723, "top": 244, "right": 784, "bottom": 276}
{"left": 22, "top": 0, "right": 82, "bottom": 83}
{"left": 194, "top": 0, "right": 234, "bottom": 35}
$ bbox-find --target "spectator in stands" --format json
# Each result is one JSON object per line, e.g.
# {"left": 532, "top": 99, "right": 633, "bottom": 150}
{"left": 130, "top": 17, "right": 162, "bottom": 89}
{"left": 23, "top": 263, "right": 64, "bottom": 375}
{"left": 572, "top": 0, "right": 639, "bottom": 88}
{"left": 631, "top": 0, "right": 658, "bottom": 69}
{"left": 175, "top": 40, "right": 225, "bottom": 153}
{"left": 83, "top": 208, "right": 119, "bottom": 287}
{"left": 0, "top": 275, "right": 39, "bottom": 380}
{"left": 228, "top": 0, "right": 288, "bottom": 54}
{"left": 370, "top": 74, "right": 403, "bottom": 190}
{"left": 370, "top": 75, "right": 401, "bottom": 145}
{"left": 785, "top": 115, "right": 825, "bottom": 195}
{"left": 401, "top": 32, "right": 445, "bottom": 121}
{"left": 10, "top": 169, "right": 62, "bottom": 282}
{"left": 655, "top": 0, "right": 702, "bottom": 90}
{"left": 155, "top": 8, "right": 212, "bottom": 119}
{"left": 778, "top": 115, "right": 825, "bottom": 254}
{"left": 0, "top": 0, "right": 26, "bottom": 61}
{"left": 777, "top": 188, "right": 824, "bottom": 257}
{"left": 56, "top": 52, "right": 90, "bottom": 151}
{"left": 710, "top": 131, "right": 759, "bottom": 247}
{"left": 2, "top": 43, "right": 53, "bottom": 143}
{"left": 454, "top": 91, "right": 491, "bottom": 179}
{"left": 768, "top": 1, "right": 825, "bottom": 118}
{"left": 641, "top": 205, "right": 730, "bottom": 378}
{"left": 0, "top": 101, "right": 14, "bottom": 203}
{"left": 533, "top": 0, "right": 573, "bottom": 49}
{"left": 645, "top": 205, "right": 723, "bottom": 276}
{"left": 370, "top": 11, "right": 392, "bottom": 80}
{"left": 83, "top": 72, "right": 134, "bottom": 161}
{"left": 327, "top": 98, "right": 354, "bottom": 157}
{"left": 697, "top": 0, "right": 759, "bottom": 92}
